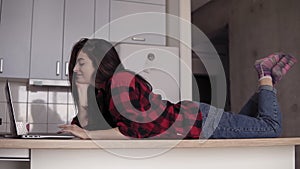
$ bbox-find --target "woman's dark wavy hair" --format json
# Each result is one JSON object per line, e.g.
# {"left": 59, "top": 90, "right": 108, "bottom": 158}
{"left": 68, "top": 38, "right": 152, "bottom": 129}
{"left": 69, "top": 38, "right": 126, "bottom": 87}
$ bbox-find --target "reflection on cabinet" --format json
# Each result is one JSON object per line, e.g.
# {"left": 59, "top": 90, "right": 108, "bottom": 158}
{"left": 110, "top": 0, "right": 166, "bottom": 45}
{"left": 0, "top": 0, "right": 33, "bottom": 78}
{"left": 116, "top": 44, "right": 179, "bottom": 103}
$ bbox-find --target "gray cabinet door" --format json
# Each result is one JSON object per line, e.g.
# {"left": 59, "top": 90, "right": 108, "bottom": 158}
{"left": 0, "top": 0, "right": 33, "bottom": 78}
{"left": 30, "top": 0, "right": 64, "bottom": 80}
{"left": 116, "top": 44, "right": 179, "bottom": 103}
{"left": 62, "top": 0, "right": 95, "bottom": 80}
{"left": 94, "top": 0, "right": 109, "bottom": 40}
{"left": 31, "top": 0, "right": 108, "bottom": 81}
{"left": 110, "top": 0, "right": 166, "bottom": 45}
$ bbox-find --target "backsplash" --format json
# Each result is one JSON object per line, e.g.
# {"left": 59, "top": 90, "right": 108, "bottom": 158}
{"left": 0, "top": 81, "right": 76, "bottom": 134}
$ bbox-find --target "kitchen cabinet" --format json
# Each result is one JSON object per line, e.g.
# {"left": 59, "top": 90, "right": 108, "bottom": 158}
{"left": 116, "top": 44, "right": 179, "bottom": 103}
{"left": 1, "top": 139, "right": 300, "bottom": 169}
{"left": 95, "top": 0, "right": 110, "bottom": 40}
{"left": 110, "top": 0, "right": 166, "bottom": 45}
{"left": 0, "top": 0, "right": 167, "bottom": 82}
{"left": 62, "top": 0, "right": 95, "bottom": 80}
{"left": 0, "top": 149, "right": 29, "bottom": 169}
{"left": 30, "top": 0, "right": 64, "bottom": 80}
{"left": 30, "top": 0, "right": 109, "bottom": 81}
{"left": 0, "top": 0, "right": 33, "bottom": 78}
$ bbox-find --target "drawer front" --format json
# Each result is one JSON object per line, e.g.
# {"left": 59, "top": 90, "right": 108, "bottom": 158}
{"left": 110, "top": 0, "right": 166, "bottom": 45}
{"left": 0, "top": 149, "right": 29, "bottom": 159}
{"left": 116, "top": 44, "right": 179, "bottom": 103}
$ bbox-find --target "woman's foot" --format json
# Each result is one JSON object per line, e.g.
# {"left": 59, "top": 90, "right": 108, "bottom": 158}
{"left": 271, "top": 54, "right": 297, "bottom": 84}
{"left": 254, "top": 53, "right": 283, "bottom": 80}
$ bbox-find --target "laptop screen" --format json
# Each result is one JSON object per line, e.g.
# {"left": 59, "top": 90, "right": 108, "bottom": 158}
{"left": 5, "top": 80, "right": 19, "bottom": 137}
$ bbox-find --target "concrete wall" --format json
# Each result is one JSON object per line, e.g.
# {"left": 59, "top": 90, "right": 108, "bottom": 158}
{"left": 192, "top": 0, "right": 300, "bottom": 167}
{"left": 193, "top": 0, "right": 300, "bottom": 136}
{"left": 229, "top": 0, "right": 300, "bottom": 137}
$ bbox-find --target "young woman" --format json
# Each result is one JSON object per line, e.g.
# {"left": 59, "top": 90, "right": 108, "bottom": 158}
{"left": 59, "top": 38, "right": 297, "bottom": 139}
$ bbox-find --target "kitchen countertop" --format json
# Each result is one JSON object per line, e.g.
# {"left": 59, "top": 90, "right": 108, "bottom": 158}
{"left": 1, "top": 137, "right": 300, "bottom": 149}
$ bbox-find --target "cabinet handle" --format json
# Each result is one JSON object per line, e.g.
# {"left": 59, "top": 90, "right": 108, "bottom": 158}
{"left": 56, "top": 61, "right": 60, "bottom": 76}
{"left": 65, "top": 61, "right": 69, "bottom": 76}
{"left": 132, "top": 37, "right": 146, "bottom": 42}
{"left": 0, "top": 0, "right": 2, "bottom": 24}
{"left": 0, "top": 58, "right": 3, "bottom": 73}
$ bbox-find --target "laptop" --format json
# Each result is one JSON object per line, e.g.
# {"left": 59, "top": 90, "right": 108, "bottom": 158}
{"left": 5, "top": 80, "right": 74, "bottom": 139}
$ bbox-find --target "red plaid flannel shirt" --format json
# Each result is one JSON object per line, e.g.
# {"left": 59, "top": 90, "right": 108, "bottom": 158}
{"left": 73, "top": 71, "right": 203, "bottom": 139}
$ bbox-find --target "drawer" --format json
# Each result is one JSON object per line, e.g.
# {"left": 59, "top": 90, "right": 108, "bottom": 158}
{"left": 110, "top": 0, "right": 166, "bottom": 45}
{"left": 112, "top": 0, "right": 165, "bottom": 5}
{"left": 0, "top": 149, "right": 29, "bottom": 160}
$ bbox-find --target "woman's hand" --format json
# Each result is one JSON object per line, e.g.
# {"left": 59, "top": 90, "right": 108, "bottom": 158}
{"left": 58, "top": 124, "right": 90, "bottom": 139}
{"left": 59, "top": 125, "right": 129, "bottom": 140}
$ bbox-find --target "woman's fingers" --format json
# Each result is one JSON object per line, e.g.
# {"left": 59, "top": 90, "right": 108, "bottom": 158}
{"left": 58, "top": 125, "right": 66, "bottom": 129}
{"left": 58, "top": 124, "right": 89, "bottom": 139}
{"left": 59, "top": 125, "right": 76, "bottom": 132}
{"left": 58, "top": 125, "right": 71, "bottom": 134}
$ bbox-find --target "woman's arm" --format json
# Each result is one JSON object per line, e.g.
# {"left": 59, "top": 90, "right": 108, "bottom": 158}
{"left": 59, "top": 124, "right": 129, "bottom": 140}
{"left": 76, "top": 83, "right": 89, "bottom": 127}
{"left": 87, "top": 128, "right": 129, "bottom": 140}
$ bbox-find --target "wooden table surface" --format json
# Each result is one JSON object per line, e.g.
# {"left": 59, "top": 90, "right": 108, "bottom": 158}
{"left": 1, "top": 137, "right": 300, "bottom": 149}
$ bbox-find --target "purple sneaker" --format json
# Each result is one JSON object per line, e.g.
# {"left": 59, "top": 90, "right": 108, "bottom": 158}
{"left": 254, "top": 53, "right": 284, "bottom": 79}
{"left": 271, "top": 54, "right": 297, "bottom": 84}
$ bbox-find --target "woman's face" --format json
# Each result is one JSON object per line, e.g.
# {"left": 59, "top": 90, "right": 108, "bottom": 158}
{"left": 73, "top": 50, "right": 96, "bottom": 84}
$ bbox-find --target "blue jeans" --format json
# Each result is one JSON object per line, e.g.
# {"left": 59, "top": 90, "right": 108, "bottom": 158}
{"left": 200, "top": 85, "right": 282, "bottom": 139}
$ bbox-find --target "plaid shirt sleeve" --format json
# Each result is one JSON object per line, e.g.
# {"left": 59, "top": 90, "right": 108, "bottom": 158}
{"left": 108, "top": 71, "right": 202, "bottom": 139}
